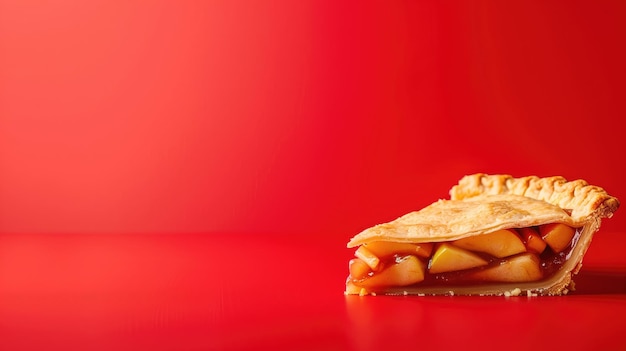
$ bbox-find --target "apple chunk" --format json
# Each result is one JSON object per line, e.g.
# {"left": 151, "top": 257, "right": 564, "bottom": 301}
{"left": 429, "top": 243, "right": 488, "bottom": 274}
{"left": 539, "top": 223, "right": 576, "bottom": 253}
{"left": 355, "top": 255, "right": 425, "bottom": 288}
{"left": 355, "top": 246, "right": 380, "bottom": 271}
{"left": 364, "top": 241, "right": 434, "bottom": 259}
{"left": 452, "top": 229, "right": 526, "bottom": 258}
{"left": 349, "top": 258, "right": 371, "bottom": 280}
{"left": 519, "top": 227, "right": 547, "bottom": 254}
{"left": 468, "top": 253, "right": 542, "bottom": 282}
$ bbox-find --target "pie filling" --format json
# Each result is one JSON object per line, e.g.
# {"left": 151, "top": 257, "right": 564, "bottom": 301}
{"left": 346, "top": 223, "right": 582, "bottom": 295}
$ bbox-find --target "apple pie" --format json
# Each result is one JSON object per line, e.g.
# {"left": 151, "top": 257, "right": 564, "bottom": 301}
{"left": 345, "top": 174, "right": 619, "bottom": 296}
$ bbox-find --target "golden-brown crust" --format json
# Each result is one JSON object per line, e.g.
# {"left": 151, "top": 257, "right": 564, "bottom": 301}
{"left": 449, "top": 174, "right": 620, "bottom": 225}
{"left": 347, "top": 194, "right": 574, "bottom": 248}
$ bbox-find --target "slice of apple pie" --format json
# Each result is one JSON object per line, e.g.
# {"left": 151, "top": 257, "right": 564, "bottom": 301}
{"left": 345, "top": 174, "right": 620, "bottom": 296}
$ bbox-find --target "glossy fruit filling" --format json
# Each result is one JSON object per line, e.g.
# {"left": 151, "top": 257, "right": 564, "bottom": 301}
{"left": 346, "top": 223, "right": 581, "bottom": 294}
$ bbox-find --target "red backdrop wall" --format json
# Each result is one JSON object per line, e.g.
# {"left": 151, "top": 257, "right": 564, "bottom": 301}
{"left": 1, "top": 1, "right": 624, "bottom": 237}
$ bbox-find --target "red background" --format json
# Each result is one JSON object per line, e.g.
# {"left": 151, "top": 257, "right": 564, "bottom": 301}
{"left": 1, "top": 1, "right": 624, "bottom": 236}
{"left": 1, "top": 1, "right": 625, "bottom": 350}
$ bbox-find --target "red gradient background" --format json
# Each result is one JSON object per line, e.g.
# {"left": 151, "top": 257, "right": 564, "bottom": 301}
{"left": 2, "top": 1, "right": 624, "bottom": 236}
{"left": 1, "top": 1, "right": 625, "bottom": 350}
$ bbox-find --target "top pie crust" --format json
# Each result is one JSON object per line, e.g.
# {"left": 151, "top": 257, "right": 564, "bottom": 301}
{"left": 348, "top": 174, "right": 619, "bottom": 248}
{"left": 347, "top": 194, "right": 574, "bottom": 247}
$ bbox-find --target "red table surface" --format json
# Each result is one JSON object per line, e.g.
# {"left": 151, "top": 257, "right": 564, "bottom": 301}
{"left": 1, "top": 231, "right": 625, "bottom": 351}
